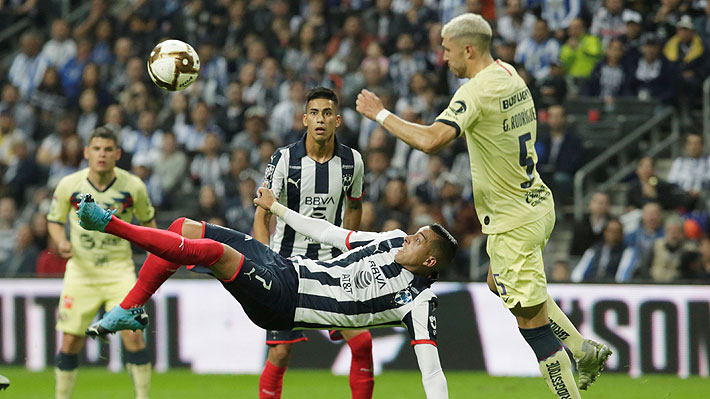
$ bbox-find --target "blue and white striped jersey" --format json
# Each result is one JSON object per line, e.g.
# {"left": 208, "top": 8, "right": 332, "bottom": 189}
{"left": 292, "top": 229, "right": 439, "bottom": 345}
{"left": 263, "top": 134, "right": 364, "bottom": 260}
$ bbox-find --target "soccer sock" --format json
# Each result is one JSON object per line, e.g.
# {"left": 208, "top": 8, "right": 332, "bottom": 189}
{"left": 259, "top": 360, "right": 287, "bottom": 399}
{"left": 125, "top": 348, "right": 151, "bottom": 399}
{"left": 55, "top": 352, "right": 78, "bottom": 399}
{"left": 121, "top": 218, "right": 187, "bottom": 309}
{"left": 520, "top": 324, "right": 581, "bottom": 399}
{"left": 104, "top": 216, "right": 224, "bottom": 270}
{"left": 546, "top": 295, "right": 585, "bottom": 359}
{"left": 347, "top": 331, "right": 374, "bottom": 399}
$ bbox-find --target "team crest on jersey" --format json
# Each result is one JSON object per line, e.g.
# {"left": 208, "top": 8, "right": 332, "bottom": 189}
{"left": 393, "top": 288, "right": 413, "bottom": 305}
{"left": 342, "top": 173, "right": 353, "bottom": 190}
{"left": 264, "top": 163, "right": 275, "bottom": 185}
{"left": 449, "top": 100, "right": 467, "bottom": 114}
{"left": 354, "top": 270, "right": 373, "bottom": 289}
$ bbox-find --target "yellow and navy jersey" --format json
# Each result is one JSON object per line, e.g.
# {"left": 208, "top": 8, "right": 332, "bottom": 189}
{"left": 47, "top": 167, "right": 155, "bottom": 283}
{"left": 436, "top": 60, "right": 554, "bottom": 234}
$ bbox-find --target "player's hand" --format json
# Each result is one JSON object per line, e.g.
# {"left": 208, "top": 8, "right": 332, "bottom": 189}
{"left": 253, "top": 187, "right": 275, "bottom": 211}
{"left": 356, "top": 89, "right": 384, "bottom": 121}
{"left": 57, "top": 241, "right": 73, "bottom": 259}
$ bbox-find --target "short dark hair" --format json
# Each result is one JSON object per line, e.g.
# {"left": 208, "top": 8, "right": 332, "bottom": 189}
{"left": 88, "top": 126, "right": 119, "bottom": 145}
{"left": 305, "top": 87, "right": 339, "bottom": 111}
{"left": 428, "top": 223, "right": 458, "bottom": 270}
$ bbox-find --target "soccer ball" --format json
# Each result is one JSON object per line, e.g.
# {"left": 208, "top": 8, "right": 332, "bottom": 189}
{"left": 147, "top": 39, "right": 200, "bottom": 91}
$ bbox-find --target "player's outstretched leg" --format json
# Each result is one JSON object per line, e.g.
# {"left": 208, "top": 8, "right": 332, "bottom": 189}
{"left": 342, "top": 330, "right": 374, "bottom": 399}
{"left": 0, "top": 374, "right": 9, "bottom": 390}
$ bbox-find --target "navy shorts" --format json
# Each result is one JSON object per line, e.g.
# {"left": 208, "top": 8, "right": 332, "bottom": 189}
{"left": 265, "top": 329, "right": 307, "bottom": 345}
{"left": 190, "top": 223, "right": 299, "bottom": 330}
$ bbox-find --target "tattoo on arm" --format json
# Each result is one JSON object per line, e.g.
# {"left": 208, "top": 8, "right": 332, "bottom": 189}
{"left": 347, "top": 199, "right": 362, "bottom": 210}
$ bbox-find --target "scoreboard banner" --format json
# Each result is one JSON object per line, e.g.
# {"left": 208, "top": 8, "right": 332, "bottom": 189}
{"left": 1, "top": 279, "right": 708, "bottom": 377}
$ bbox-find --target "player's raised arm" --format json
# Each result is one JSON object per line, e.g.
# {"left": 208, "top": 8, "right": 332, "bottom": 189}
{"left": 254, "top": 187, "right": 350, "bottom": 251}
{"left": 356, "top": 89, "right": 457, "bottom": 154}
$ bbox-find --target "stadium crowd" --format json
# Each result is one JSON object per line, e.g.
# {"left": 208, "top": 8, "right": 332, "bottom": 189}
{"left": 1, "top": 0, "right": 710, "bottom": 282}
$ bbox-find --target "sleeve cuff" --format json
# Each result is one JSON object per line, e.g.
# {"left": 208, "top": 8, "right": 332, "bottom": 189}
{"left": 435, "top": 119, "right": 462, "bottom": 138}
{"left": 411, "top": 340, "right": 437, "bottom": 347}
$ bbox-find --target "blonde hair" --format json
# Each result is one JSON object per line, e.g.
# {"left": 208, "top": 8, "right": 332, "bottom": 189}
{"left": 441, "top": 13, "right": 492, "bottom": 53}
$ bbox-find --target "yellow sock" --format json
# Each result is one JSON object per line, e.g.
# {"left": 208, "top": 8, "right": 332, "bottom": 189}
{"left": 55, "top": 368, "right": 78, "bottom": 399}
{"left": 539, "top": 348, "right": 582, "bottom": 399}
{"left": 126, "top": 363, "right": 152, "bottom": 399}
{"left": 547, "top": 295, "right": 585, "bottom": 358}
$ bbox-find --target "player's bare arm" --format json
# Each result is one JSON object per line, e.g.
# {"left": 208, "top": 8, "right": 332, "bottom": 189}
{"left": 343, "top": 198, "right": 362, "bottom": 230}
{"left": 252, "top": 206, "right": 272, "bottom": 245}
{"left": 48, "top": 222, "right": 73, "bottom": 258}
{"left": 356, "top": 89, "right": 457, "bottom": 154}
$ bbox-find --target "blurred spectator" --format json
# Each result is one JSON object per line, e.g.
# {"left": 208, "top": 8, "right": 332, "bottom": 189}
{"left": 30, "top": 209, "right": 49, "bottom": 250}
{"left": 591, "top": 0, "right": 642, "bottom": 47}
{"left": 540, "top": 0, "right": 583, "bottom": 38}
{"left": 76, "top": 89, "right": 100, "bottom": 141}
{"left": 9, "top": 32, "right": 49, "bottom": 99}
{"left": 283, "top": 22, "right": 322, "bottom": 77}
{"left": 0, "top": 110, "right": 30, "bottom": 168}
{"left": 0, "top": 197, "right": 19, "bottom": 265}
{"left": 560, "top": 18, "right": 602, "bottom": 80}
{"left": 152, "top": 131, "right": 188, "bottom": 209}
{"left": 231, "top": 106, "right": 272, "bottom": 163}
{"left": 121, "top": 110, "right": 164, "bottom": 158}
{"left": 216, "top": 82, "right": 246, "bottom": 141}
{"left": 652, "top": 0, "right": 687, "bottom": 39}
{"left": 434, "top": 172, "right": 479, "bottom": 250}
{"left": 0, "top": 83, "right": 36, "bottom": 137}
{"left": 343, "top": 57, "right": 388, "bottom": 108}
{"left": 391, "top": 0, "right": 437, "bottom": 48}
{"left": 667, "top": 133, "right": 709, "bottom": 208}
{"left": 626, "top": 156, "right": 683, "bottom": 210}
{"left": 30, "top": 67, "right": 68, "bottom": 133}
{"left": 326, "top": 14, "right": 373, "bottom": 75}
{"left": 255, "top": 57, "right": 285, "bottom": 120}
{"left": 220, "top": 148, "right": 258, "bottom": 200}
{"left": 649, "top": 216, "right": 696, "bottom": 282}
{"left": 131, "top": 152, "right": 162, "bottom": 207}
{"left": 0, "top": 223, "right": 39, "bottom": 277}
{"left": 197, "top": 41, "right": 229, "bottom": 106}
{"left": 414, "top": 155, "right": 446, "bottom": 204}
{"left": 35, "top": 239, "right": 67, "bottom": 277}
{"left": 60, "top": 39, "right": 93, "bottom": 105}
{"left": 584, "top": 38, "right": 632, "bottom": 100}
{"left": 2, "top": 138, "right": 45, "bottom": 204}
{"left": 538, "top": 61, "right": 568, "bottom": 106}
{"left": 119, "top": 81, "right": 157, "bottom": 127}
{"left": 78, "top": 63, "right": 113, "bottom": 109}
{"left": 571, "top": 218, "right": 629, "bottom": 282}
{"left": 41, "top": 19, "right": 76, "bottom": 69}
{"left": 176, "top": 102, "right": 223, "bottom": 152}
{"left": 90, "top": 18, "right": 114, "bottom": 66}
{"left": 679, "top": 235, "right": 710, "bottom": 280}
{"left": 377, "top": 177, "right": 410, "bottom": 227}
{"left": 107, "top": 37, "right": 135, "bottom": 95}
{"left": 36, "top": 114, "right": 76, "bottom": 166}
{"left": 536, "top": 104, "right": 583, "bottom": 203}
{"left": 497, "top": 0, "right": 537, "bottom": 45}
{"left": 190, "top": 132, "right": 229, "bottom": 188}
{"left": 694, "top": 1, "right": 710, "bottom": 44}
{"left": 515, "top": 19, "right": 561, "bottom": 81}
{"left": 359, "top": 201, "right": 379, "bottom": 231}
{"left": 550, "top": 260, "right": 571, "bottom": 282}
{"left": 389, "top": 32, "right": 428, "bottom": 97}
{"left": 627, "top": 33, "right": 679, "bottom": 105}
{"left": 47, "top": 135, "right": 85, "bottom": 189}
{"left": 192, "top": 184, "right": 224, "bottom": 221}
{"left": 617, "top": 202, "right": 664, "bottom": 281}
{"left": 570, "top": 191, "right": 611, "bottom": 257}
{"left": 619, "top": 12, "right": 643, "bottom": 65}
{"left": 158, "top": 92, "right": 191, "bottom": 135}
{"left": 224, "top": 174, "right": 257, "bottom": 233}
{"left": 425, "top": 23, "right": 444, "bottom": 69}
{"left": 362, "top": 0, "right": 397, "bottom": 51}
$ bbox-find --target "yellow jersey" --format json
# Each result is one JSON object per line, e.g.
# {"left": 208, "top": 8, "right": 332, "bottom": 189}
{"left": 436, "top": 60, "right": 554, "bottom": 234}
{"left": 48, "top": 167, "right": 155, "bottom": 283}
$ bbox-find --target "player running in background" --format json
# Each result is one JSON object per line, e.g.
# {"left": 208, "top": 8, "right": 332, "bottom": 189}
{"left": 47, "top": 127, "right": 155, "bottom": 399}
{"left": 355, "top": 13, "right": 610, "bottom": 398}
{"left": 76, "top": 185, "right": 457, "bottom": 399}
{"left": 253, "top": 87, "right": 372, "bottom": 399}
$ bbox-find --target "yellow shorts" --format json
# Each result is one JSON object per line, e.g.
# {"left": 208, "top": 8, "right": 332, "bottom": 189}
{"left": 56, "top": 276, "right": 137, "bottom": 336}
{"left": 487, "top": 210, "right": 555, "bottom": 309}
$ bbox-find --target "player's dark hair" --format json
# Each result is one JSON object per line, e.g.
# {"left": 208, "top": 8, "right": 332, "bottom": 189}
{"left": 428, "top": 223, "right": 458, "bottom": 270}
{"left": 305, "top": 87, "right": 339, "bottom": 111}
{"left": 88, "top": 126, "right": 119, "bottom": 146}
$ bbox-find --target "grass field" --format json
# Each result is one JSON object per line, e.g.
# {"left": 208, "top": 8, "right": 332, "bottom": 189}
{"left": 1, "top": 367, "right": 708, "bottom": 398}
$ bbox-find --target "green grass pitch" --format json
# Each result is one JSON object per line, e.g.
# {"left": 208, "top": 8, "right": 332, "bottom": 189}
{"left": 1, "top": 366, "right": 707, "bottom": 398}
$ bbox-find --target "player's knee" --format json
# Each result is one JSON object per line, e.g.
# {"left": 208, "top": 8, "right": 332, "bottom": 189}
{"left": 269, "top": 343, "right": 294, "bottom": 362}
{"left": 60, "top": 333, "right": 85, "bottom": 354}
{"left": 180, "top": 218, "right": 203, "bottom": 239}
{"left": 120, "top": 330, "right": 146, "bottom": 351}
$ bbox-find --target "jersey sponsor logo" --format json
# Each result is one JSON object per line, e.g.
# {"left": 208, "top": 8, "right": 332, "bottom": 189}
{"left": 354, "top": 270, "right": 373, "bottom": 289}
{"left": 393, "top": 288, "right": 413, "bottom": 305}
{"left": 288, "top": 165, "right": 302, "bottom": 170}
{"left": 502, "top": 106, "right": 536, "bottom": 132}
{"left": 342, "top": 164, "right": 354, "bottom": 169}
{"left": 62, "top": 295, "right": 74, "bottom": 309}
{"left": 546, "top": 360, "right": 572, "bottom": 399}
{"left": 304, "top": 196, "right": 334, "bottom": 206}
{"left": 525, "top": 186, "right": 551, "bottom": 207}
{"left": 288, "top": 177, "right": 301, "bottom": 188}
{"left": 449, "top": 100, "right": 467, "bottom": 114}
{"left": 341, "top": 273, "right": 353, "bottom": 294}
{"left": 499, "top": 87, "right": 532, "bottom": 112}
{"left": 369, "top": 261, "right": 387, "bottom": 289}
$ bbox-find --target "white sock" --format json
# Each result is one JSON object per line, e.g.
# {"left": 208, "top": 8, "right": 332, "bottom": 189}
{"left": 126, "top": 362, "right": 152, "bottom": 399}
{"left": 547, "top": 295, "right": 585, "bottom": 358}
{"left": 539, "top": 348, "right": 582, "bottom": 399}
{"left": 55, "top": 368, "right": 78, "bottom": 399}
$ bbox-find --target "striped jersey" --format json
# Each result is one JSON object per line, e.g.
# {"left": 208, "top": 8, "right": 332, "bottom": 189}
{"left": 264, "top": 134, "right": 364, "bottom": 260}
{"left": 47, "top": 167, "right": 155, "bottom": 283}
{"left": 292, "top": 229, "right": 438, "bottom": 345}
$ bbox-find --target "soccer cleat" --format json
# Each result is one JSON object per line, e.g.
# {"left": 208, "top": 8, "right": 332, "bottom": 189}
{"left": 77, "top": 194, "right": 116, "bottom": 232}
{"left": 0, "top": 374, "right": 9, "bottom": 390}
{"left": 86, "top": 305, "right": 149, "bottom": 337}
{"left": 576, "top": 339, "right": 612, "bottom": 390}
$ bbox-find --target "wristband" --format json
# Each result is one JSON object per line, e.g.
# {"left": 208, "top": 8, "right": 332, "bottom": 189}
{"left": 375, "top": 109, "right": 392, "bottom": 125}
{"left": 270, "top": 202, "right": 287, "bottom": 218}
